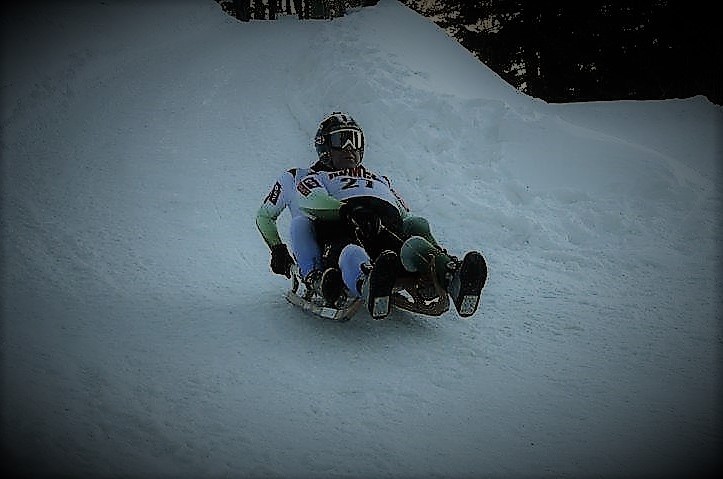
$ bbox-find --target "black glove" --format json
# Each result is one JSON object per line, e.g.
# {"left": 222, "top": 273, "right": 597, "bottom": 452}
{"left": 270, "top": 243, "right": 294, "bottom": 278}
{"left": 339, "top": 203, "right": 381, "bottom": 242}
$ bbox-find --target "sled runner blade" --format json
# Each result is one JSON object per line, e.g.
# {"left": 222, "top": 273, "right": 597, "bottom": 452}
{"left": 285, "top": 290, "right": 361, "bottom": 321}
{"left": 286, "top": 265, "right": 361, "bottom": 321}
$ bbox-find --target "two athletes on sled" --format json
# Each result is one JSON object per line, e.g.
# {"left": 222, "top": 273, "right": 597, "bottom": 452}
{"left": 256, "top": 112, "right": 487, "bottom": 319}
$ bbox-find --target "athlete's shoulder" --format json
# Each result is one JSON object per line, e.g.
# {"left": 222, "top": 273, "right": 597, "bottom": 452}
{"left": 286, "top": 167, "right": 312, "bottom": 179}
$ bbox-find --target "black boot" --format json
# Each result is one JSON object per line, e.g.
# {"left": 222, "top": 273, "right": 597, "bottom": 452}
{"left": 361, "top": 250, "right": 398, "bottom": 319}
{"left": 320, "top": 267, "right": 343, "bottom": 306}
{"left": 446, "top": 251, "right": 487, "bottom": 317}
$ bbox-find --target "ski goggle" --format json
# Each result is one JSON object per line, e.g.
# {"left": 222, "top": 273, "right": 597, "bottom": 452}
{"left": 327, "top": 128, "right": 364, "bottom": 150}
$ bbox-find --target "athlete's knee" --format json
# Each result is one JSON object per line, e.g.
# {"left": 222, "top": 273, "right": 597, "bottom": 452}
{"left": 402, "top": 215, "right": 440, "bottom": 246}
{"left": 290, "top": 216, "right": 314, "bottom": 237}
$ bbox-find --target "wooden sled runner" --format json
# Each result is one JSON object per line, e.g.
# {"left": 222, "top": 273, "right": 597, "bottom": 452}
{"left": 285, "top": 266, "right": 362, "bottom": 321}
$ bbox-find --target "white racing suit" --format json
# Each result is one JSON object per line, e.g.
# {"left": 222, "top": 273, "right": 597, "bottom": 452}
{"left": 256, "top": 168, "right": 323, "bottom": 278}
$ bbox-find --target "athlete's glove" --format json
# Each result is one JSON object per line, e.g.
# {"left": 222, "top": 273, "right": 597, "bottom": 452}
{"left": 340, "top": 203, "right": 381, "bottom": 242}
{"left": 270, "top": 243, "right": 294, "bottom": 278}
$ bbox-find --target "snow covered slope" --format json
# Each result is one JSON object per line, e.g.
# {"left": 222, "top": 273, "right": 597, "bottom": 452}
{"left": 1, "top": 1, "right": 721, "bottom": 477}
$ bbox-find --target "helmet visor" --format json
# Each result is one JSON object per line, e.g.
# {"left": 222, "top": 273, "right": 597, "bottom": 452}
{"left": 328, "top": 128, "right": 364, "bottom": 150}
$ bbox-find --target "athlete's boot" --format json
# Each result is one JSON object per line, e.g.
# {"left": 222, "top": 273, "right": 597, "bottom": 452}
{"left": 360, "top": 250, "right": 398, "bottom": 319}
{"left": 445, "top": 251, "right": 487, "bottom": 317}
{"left": 320, "top": 267, "right": 344, "bottom": 306}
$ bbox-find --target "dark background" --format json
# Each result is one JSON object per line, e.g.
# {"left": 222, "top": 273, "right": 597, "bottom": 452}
{"left": 401, "top": 0, "right": 722, "bottom": 105}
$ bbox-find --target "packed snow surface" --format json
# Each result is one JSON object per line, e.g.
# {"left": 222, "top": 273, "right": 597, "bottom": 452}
{"left": 2, "top": 1, "right": 721, "bottom": 477}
